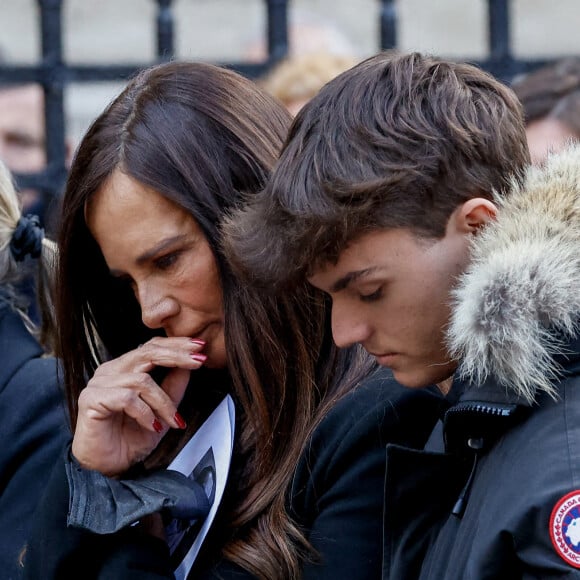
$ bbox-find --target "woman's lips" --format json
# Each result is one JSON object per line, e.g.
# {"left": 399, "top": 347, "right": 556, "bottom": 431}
{"left": 188, "top": 324, "right": 211, "bottom": 343}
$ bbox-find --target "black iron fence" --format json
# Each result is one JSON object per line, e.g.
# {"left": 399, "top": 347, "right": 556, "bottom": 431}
{"left": 0, "top": 0, "right": 570, "bottom": 210}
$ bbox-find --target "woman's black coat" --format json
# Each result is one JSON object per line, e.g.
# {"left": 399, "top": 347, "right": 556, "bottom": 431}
{"left": 22, "top": 368, "right": 442, "bottom": 579}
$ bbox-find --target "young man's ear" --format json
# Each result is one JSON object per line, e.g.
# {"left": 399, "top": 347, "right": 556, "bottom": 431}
{"left": 453, "top": 197, "right": 498, "bottom": 234}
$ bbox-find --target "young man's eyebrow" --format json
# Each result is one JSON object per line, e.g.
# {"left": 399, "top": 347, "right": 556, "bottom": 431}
{"left": 331, "top": 268, "right": 377, "bottom": 293}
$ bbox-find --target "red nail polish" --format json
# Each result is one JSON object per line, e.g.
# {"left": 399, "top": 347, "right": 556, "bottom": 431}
{"left": 174, "top": 412, "right": 187, "bottom": 429}
{"left": 191, "top": 353, "right": 207, "bottom": 363}
{"left": 152, "top": 419, "right": 163, "bottom": 433}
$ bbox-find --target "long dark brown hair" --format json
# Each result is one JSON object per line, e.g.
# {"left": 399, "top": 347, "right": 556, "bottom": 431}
{"left": 55, "top": 61, "right": 373, "bottom": 578}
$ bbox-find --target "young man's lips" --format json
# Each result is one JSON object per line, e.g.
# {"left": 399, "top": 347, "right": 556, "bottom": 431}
{"left": 373, "top": 352, "right": 400, "bottom": 365}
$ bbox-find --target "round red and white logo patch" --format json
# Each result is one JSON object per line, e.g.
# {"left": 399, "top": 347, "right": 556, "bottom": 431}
{"left": 550, "top": 490, "right": 580, "bottom": 568}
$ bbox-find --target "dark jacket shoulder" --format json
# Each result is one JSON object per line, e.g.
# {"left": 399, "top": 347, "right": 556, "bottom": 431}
{"left": 0, "top": 302, "right": 69, "bottom": 580}
{"left": 291, "top": 368, "right": 443, "bottom": 516}
{"left": 284, "top": 369, "right": 443, "bottom": 580}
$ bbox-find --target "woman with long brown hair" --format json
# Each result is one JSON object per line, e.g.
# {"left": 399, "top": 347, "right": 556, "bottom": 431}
{"left": 22, "top": 61, "right": 441, "bottom": 579}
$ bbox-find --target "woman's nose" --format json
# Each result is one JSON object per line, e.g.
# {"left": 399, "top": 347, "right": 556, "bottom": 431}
{"left": 137, "top": 284, "right": 178, "bottom": 330}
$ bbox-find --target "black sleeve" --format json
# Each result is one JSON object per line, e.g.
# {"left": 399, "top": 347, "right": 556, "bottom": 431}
{"left": 291, "top": 372, "right": 443, "bottom": 580}
{"left": 24, "top": 371, "right": 441, "bottom": 580}
{"left": 298, "top": 402, "right": 390, "bottom": 579}
{"left": 195, "top": 371, "right": 442, "bottom": 580}
{"left": 22, "top": 452, "right": 174, "bottom": 580}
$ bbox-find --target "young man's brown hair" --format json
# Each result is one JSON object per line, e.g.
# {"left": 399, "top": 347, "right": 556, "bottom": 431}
{"left": 224, "top": 51, "right": 530, "bottom": 287}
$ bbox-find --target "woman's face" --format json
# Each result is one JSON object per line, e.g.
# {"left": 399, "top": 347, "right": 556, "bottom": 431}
{"left": 87, "top": 169, "right": 227, "bottom": 369}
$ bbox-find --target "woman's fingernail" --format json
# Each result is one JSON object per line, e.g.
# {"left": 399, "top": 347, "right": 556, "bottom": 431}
{"left": 191, "top": 353, "right": 207, "bottom": 363}
{"left": 152, "top": 419, "right": 163, "bottom": 433}
{"left": 174, "top": 412, "right": 187, "bottom": 429}
{"left": 190, "top": 339, "right": 206, "bottom": 346}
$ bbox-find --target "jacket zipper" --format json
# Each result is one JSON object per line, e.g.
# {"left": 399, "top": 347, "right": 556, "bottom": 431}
{"left": 445, "top": 401, "right": 519, "bottom": 518}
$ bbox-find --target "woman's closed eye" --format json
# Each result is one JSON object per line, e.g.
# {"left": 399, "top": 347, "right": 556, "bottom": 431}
{"left": 153, "top": 250, "right": 182, "bottom": 271}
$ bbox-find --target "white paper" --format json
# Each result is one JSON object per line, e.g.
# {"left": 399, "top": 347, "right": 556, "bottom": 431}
{"left": 165, "top": 394, "right": 235, "bottom": 580}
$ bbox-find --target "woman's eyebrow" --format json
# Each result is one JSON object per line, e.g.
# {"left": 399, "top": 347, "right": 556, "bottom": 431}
{"left": 135, "top": 235, "right": 188, "bottom": 265}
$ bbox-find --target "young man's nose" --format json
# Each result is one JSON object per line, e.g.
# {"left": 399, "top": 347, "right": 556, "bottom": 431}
{"left": 331, "top": 303, "right": 372, "bottom": 348}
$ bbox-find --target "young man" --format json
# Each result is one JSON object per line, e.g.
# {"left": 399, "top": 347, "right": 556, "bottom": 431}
{"left": 227, "top": 52, "right": 580, "bottom": 578}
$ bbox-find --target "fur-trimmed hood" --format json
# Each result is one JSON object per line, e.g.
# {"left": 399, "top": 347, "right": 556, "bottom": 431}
{"left": 447, "top": 144, "right": 580, "bottom": 403}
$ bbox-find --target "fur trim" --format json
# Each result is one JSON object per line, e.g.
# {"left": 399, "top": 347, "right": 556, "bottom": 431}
{"left": 447, "top": 144, "right": 580, "bottom": 403}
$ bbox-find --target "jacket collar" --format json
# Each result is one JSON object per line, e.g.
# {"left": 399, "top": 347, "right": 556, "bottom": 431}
{"left": 442, "top": 333, "right": 580, "bottom": 453}
{"left": 447, "top": 144, "right": 580, "bottom": 405}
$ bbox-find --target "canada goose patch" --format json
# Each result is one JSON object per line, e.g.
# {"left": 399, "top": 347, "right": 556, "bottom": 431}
{"left": 550, "top": 490, "right": 580, "bottom": 568}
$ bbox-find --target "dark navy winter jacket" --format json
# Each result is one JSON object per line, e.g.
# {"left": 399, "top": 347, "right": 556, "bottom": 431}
{"left": 384, "top": 146, "right": 580, "bottom": 579}
{"left": 0, "top": 298, "right": 69, "bottom": 579}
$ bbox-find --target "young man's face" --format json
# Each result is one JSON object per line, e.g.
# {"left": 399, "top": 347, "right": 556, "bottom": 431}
{"left": 308, "top": 201, "right": 494, "bottom": 389}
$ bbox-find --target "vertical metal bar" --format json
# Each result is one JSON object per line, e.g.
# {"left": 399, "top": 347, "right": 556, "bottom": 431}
{"left": 488, "top": 0, "right": 511, "bottom": 63}
{"left": 379, "top": 0, "right": 398, "bottom": 50}
{"left": 156, "top": 0, "right": 175, "bottom": 61}
{"left": 487, "top": 0, "right": 515, "bottom": 81}
{"left": 266, "top": 0, "right": 288, "bottom": 61}
{"left": 38, "top": 0, "right": 67, "bottom": 202}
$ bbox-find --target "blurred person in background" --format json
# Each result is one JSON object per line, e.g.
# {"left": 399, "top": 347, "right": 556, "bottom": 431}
{"left": 246, "top": 9, "right": 361, "bottom": 117}
{"left": 244, "top": 8, "right": 358, "bottom": 62}
{"left": 512, "top": 57, "right": 580, "bottom": 164}
{"left": 0, "top": 82, "right": 47, "bottom": 217}
{"left": 259, "top": 51, "right": 360, "bottom": 116}
{"left": 0, "top": 46, "right": 73, "bottom": 229}
{"left": 0, "top": 158, "right": 68, "bottom": 579}
{"left": 0, "top": 81, "right": 49, "bottom": 323}
{"left": 0, "top": 77, "right": 72, "bottom": 322}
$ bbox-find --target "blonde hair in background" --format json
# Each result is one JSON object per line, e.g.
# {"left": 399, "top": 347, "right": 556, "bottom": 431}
{"left": 259, "top": 51, "right": 360, "bottom": 115}
{"left": 0, "top": 159, "right": 21, "bottom": 285}
{"left": 0, "top": 159, "right": 58, "bottom": 351}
